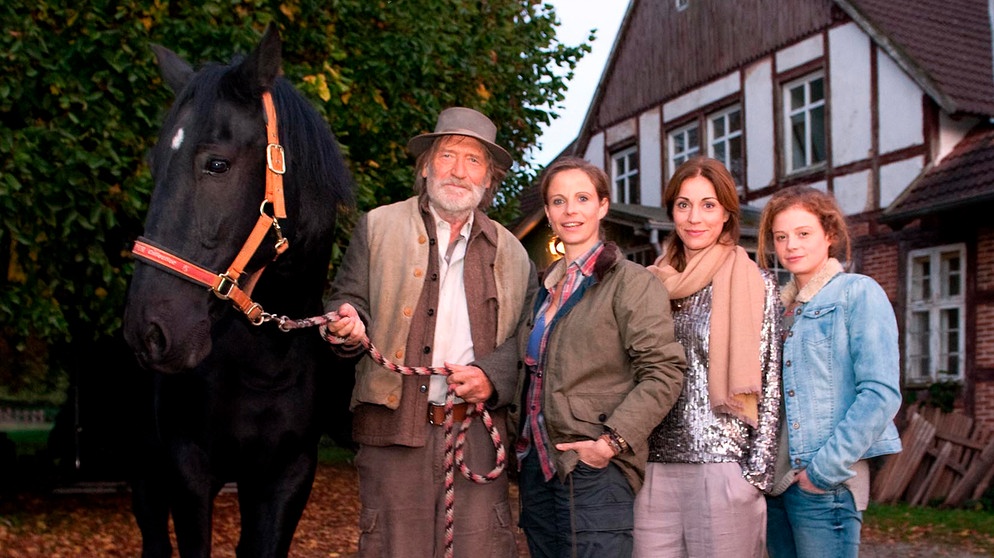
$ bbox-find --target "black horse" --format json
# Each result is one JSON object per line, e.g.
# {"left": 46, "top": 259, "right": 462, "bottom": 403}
{"left": 122, "top": 24, "right": 353, "bottom": 557}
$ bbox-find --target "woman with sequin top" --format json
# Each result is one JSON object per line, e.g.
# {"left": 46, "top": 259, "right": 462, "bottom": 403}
{"left": 758, "top": 186, "right": 901, "bottom": 558}
{"left": 634, "top": 157, "right": 783, "bottom": 558}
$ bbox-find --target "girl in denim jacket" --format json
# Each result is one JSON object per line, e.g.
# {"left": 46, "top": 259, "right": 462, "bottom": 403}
{"left": 757, "top": 186, "right": 902, "bottom": 558}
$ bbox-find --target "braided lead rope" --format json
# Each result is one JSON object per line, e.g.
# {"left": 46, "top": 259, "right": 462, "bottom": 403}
{"left": 279, "top": 311, "right": 506, "bottom": 558}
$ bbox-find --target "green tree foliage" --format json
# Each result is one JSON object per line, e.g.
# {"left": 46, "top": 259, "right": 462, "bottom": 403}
{"left": 0, "top": 0, "right": 588, "bottom": 402}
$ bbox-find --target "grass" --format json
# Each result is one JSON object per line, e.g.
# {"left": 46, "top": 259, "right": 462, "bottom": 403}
{"left": 864, "top": 501, "right": 994, "bottom": 554}
{"left": 316, "top": 435, "right": 356, "bottom": 465}
{"left": 1, "top": 426, "right": 52, "bottom": 457}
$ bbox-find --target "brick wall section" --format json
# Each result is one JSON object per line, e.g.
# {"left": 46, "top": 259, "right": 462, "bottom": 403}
{"left": 975, "top": 227, "right": 994, "bottom": 432}
{"left": 979, "top": 306, "right": 994, "bottom": 369}
{"left": 858, "top": 240, "right": 900, "bottom": 301}
{"left": 978, "top": 227, "right": 994, "bottom": 291}
{"left": 975, "top": 382, "right": 994, "bottom": 434}
{"left": 978, "top": 228, "right": 994, "bottom": 370}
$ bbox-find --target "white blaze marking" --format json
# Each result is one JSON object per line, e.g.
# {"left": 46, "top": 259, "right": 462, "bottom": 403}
{"left": 171, "top": 127, "right": 184, "bottom": 150}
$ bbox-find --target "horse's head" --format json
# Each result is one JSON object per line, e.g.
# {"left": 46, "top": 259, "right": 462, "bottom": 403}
{"left": 123, "top": 25, "right": 351, "bottom": 373}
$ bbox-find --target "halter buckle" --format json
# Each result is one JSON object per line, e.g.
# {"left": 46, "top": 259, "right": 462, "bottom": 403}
{"left": 267, "top": 143, "right": 286, "bottom": 174}
{"left": 214, "top": 274, "right": 237, "bottom": 300}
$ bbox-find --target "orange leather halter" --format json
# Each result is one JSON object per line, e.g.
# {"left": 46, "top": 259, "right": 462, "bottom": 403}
{"left": 131, "top": 91, "right": 290, "bottom": 325}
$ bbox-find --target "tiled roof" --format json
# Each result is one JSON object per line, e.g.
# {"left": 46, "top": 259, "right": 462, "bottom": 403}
{"left": 841, "top": 0, "right": 994, "bottom": 116}
{"left": 884, "top": 125, "right": 994, "bottom": 222}
{"left": 585, "top": 0, "right": 994, "bottom": 144}
{"left": 591, "top": 0, "right": 839, "bottom": 130}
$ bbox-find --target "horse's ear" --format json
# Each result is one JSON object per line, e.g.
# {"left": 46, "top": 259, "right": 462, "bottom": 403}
{"left": 151, "top": 44, "right": 194, "bottom": 95}
{"left": 244, "top": 23, "right": 282, "bottom": 91}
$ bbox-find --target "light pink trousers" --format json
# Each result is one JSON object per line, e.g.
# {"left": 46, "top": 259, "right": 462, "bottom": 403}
{"left": 633, "top": 462, "right": 766, "bottom": 558}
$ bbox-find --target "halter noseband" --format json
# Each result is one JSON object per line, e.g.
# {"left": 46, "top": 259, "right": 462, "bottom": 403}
{"left": 131, "top": 91, "right": 289, "bottom": 325}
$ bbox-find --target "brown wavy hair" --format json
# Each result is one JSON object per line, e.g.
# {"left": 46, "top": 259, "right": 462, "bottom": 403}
{"left": 663, "top": 156, "right": 740, "bottom": 271}
{"left": 757, "top": 185, "right": 851, "bottom": 268}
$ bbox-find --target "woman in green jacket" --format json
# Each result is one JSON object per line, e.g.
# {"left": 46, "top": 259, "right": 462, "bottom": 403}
{"left": 511, "top": 157, "right": 686, "bottom": 558}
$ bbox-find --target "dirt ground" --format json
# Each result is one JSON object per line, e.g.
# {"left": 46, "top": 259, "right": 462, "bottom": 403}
{"left": 0, "top": 462, "right": 990, "bottom": 557}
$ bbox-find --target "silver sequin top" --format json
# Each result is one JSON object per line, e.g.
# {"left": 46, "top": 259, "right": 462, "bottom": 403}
{"left": 647, "top": 270, "right": 783, "bottom": 491}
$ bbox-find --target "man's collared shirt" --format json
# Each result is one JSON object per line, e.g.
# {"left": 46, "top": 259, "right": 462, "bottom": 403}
{"left": 427, "top": 204, "right": 474, "bottom": 405}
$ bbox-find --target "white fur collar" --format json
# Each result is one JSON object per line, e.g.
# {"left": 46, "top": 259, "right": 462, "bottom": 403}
{"left": 780, "top": 258, "right": 844, "bottom": 307}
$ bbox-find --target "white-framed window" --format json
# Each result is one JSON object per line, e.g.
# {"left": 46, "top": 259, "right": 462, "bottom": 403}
{"left": 708, "top": 105, "right": 743, "bottom": 187}
{"left": 747, "top": 250, "right": 792, "bottom": 287}
{"left": 611, "top": 146, "right": 640, "bottom": 204}
{"left": 905, "top": 244, "right": 966, "bottom": 384}
{"left": 783, "top": 73, "right": 826, "bottom": 173}
{"left": 668, "top": 123, "right": 700, "bottom": 173}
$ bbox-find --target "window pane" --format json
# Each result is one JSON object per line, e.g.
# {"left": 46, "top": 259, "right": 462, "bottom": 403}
{"left": 714, "top": 142, "right": 727, "bottom": 164}
{"left": 790, "top": 85, "right": 804, "bottom": 111}
{"left": 810, "top": 77, "right": 824, "bottom": 102}
{"left": 908, "top": 311, "right": 931, "bottom": 380}
{"left": 712, "top": 115, "right": 725, "bottom": 137}
{"left": 910, "top": 255, "right": 929, "bottom": 302}
{"left": 687, "top": 126, "right": 699, "bottom": 149}
{"left": 940, "top": 307, "right": 960, "bottom": 370}
{"left": 811, "top": 105, "right": 826, "bottom": 164}
{"left": 941, "top": 251, "right": 961, "bottom": 298}
{"left": 629, "top": 174, "right": 640, "bottom": 205}
{"left": 729, "top": 110, "right": 741, "bottom": 132}
{"left": 790, "top": 114, "right": 806, "bottom": 170}
{"left": 729, "top": 136, "right": 743, "bottom": 184}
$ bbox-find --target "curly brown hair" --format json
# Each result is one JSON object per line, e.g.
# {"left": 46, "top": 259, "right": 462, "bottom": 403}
{"left": 757, "top": 185, "right": 851, "bottom": 268}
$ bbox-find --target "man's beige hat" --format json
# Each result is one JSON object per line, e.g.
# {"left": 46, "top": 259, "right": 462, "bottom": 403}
{"left": 407, "top": 107, "right": 513, "bottom": 170}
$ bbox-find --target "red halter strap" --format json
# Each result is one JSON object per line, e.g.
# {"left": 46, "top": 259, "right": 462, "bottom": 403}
{"left": 131, "top": 91, "right": 289, "bottom": 325}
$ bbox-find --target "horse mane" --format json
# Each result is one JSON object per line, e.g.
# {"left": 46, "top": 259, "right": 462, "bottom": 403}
{"left": 156, "top": 58, "right": 353, "bottom": 215}
{"left": 151, "top": 53, "right": 354, "bottom": 312}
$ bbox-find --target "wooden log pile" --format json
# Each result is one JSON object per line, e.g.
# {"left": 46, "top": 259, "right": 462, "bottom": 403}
{"left": 873, "top": 404, "right": 994, "bottom": 507}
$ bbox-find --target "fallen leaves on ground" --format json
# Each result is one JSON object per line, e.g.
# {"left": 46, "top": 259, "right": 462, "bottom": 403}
{"left": 2, "top": 463, "right": 988, "bottom": 558}
{"left": 0, "top": 463, "right": 362, "bottom": 558}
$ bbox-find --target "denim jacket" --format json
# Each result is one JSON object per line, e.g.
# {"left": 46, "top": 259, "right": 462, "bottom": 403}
{"left": 781, "top": 272, "right": 902, "bottom": 491}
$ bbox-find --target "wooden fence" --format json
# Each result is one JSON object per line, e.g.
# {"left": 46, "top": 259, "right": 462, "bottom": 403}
{"left": 873, "top": 403, "right": 994, "bottom": 508}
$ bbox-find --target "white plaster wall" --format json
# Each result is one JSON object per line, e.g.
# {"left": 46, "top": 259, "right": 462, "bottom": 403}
{"left": 606, "top": 118, "right": 637, "bottom": 146}
{"left": 776, "top": 35, "right": 823, "bottom": 72}
{"left": 752, "top": 180, "right": 828, "bottom": 210}
{"left": 584, "top": 132, "right": 605, "bottom": 170}
{"left": 877, "top": 49, "right": 924, "bottom": 154}
{"left": 829, "top": 23, "right": 872, "bottom": 167}
{"left": 937, "top": 112, "right": 979, "bottom": 163}
{"left": 639, "top": 108, "right": 663, "bottom": 207}
{"left": 744, "top": 58, "right": 775, "bottom": 190}
{"left": 833, "top": 170, "right": 871, "bottom": 215}
{"left": 880, "top": 156, "right": 925, "bottom": 208}
{"left": 663, "top": 72, "right": 740, "bottom": 122}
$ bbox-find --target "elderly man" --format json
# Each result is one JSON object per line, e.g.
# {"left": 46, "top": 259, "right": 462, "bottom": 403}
{"left": 322, "top": 107, "right": 537, "bottom": 557}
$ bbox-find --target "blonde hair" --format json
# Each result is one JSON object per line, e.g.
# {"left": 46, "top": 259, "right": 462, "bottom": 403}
{"left": 757, "top": 185, "right": 851, "bottom": 268}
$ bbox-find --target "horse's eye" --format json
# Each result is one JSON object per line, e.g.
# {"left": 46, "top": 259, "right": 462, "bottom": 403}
{"left": 206, "top": 158, "right": 230, "bottom": 174}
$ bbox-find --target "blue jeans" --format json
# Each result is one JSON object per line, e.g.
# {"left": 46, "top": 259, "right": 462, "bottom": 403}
{"left": 766, "top": 483, "right": 862, "bottom": 558}
{"left": 518, "top": 451, "right": 634, "bottom": 558}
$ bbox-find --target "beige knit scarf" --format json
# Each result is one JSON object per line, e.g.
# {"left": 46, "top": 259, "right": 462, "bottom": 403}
{"left": 648, "top": 237, "right": 765, "bottom": 426}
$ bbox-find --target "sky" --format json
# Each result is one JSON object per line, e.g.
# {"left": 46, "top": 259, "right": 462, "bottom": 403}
{"left": 529, "top": 0, "right": 631, "bottom": 166}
